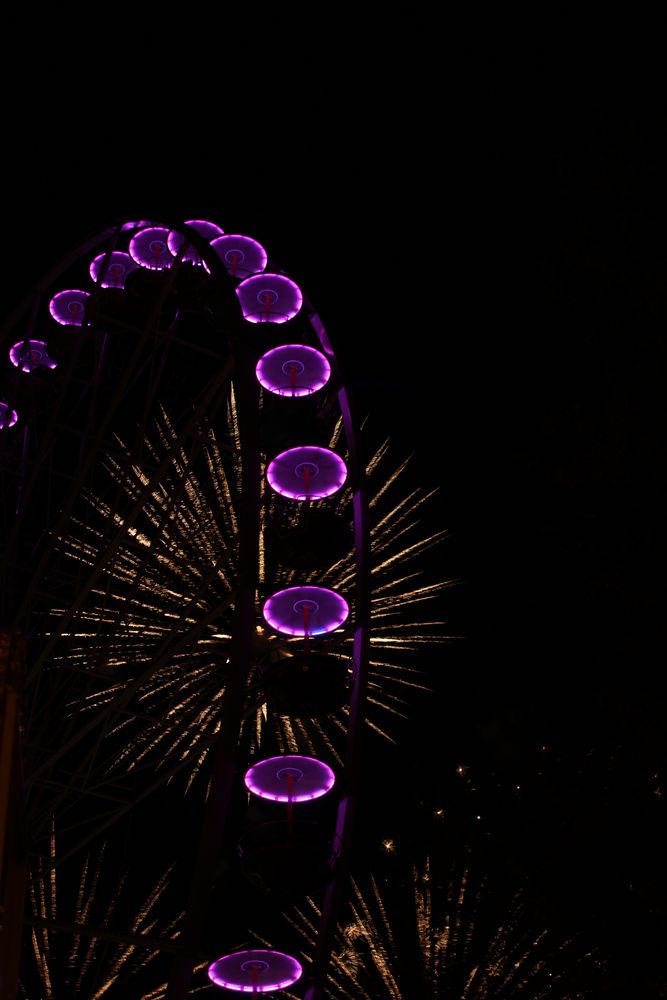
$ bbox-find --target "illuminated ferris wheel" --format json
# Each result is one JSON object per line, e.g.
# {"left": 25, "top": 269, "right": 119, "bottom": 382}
{"left": 0, "top": 218, "right": 373, "bottom": 998}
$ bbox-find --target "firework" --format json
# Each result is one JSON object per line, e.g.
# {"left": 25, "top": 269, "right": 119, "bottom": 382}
{"left": 20, "top": 824, "right": 183, "bottom": 1000}
{"left": 6, "top": 218, "right": 455, "bottom": 999}
{"left": 19, "top": 397, "right": 453, "bottom": 990}
{"left": 274, "top": 855, "right": 604, "bottom": 999}
{"left": 30, "top": 397, "right": 451, "bottom": 815}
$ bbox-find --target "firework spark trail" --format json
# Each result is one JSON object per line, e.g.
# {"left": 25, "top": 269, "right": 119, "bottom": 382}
{"left": 88, "top": 867, "right": 173, "bottom": 1000}
{"left": 34, "top": 404, "right": 451, "bottom": 795}
{"left": 272, "top": 858, "right": 602, "bottom": 999}
{"left": 136, "top": 962, "right": 211, "bottom": 999}
{"left": 71, "top": 845, "right": 107, "bottom": 980}
{"left": 22, "top": 405, "right": 453, "bottom": 989}
{"left": 76, "top": 871, "right": 128, "bottom": 992}
{"left": 22, "top": 838, "right": 180, "bottom": 1000}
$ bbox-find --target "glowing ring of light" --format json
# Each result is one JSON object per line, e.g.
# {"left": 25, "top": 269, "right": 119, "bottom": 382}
{"left": 208, "top": 949, "right": 302, "bottom": 992}
{"left": 244, "top": 755, "right": 335, "bottom": 803}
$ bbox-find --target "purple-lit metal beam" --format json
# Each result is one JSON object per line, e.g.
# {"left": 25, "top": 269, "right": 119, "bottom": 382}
{"left": 25, "top": 915, "right": 191, "bottom": 953}
{"left": 302, "top": 311, "right": 371, "bottom": 1000}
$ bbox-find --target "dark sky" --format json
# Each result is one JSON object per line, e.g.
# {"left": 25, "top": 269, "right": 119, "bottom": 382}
{"left": 5, "top": 35, "right": 667, "bottom": 995}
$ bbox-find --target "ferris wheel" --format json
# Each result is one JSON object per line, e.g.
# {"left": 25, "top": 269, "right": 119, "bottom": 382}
{"left": 0, "top": 218, "right": 372, "bottom": 998}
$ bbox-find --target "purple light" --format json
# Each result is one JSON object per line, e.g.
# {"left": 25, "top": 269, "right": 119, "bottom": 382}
{"left": 263, "top": 586, "right": 349, "bottom": 637}
{"left": 184, "top": 219, "right": 224, "bottom": 238}
{"left": 129, "top": 227, "right": 173, "bottom": 270}
{"left": 121, "top": 220, "right": 152, "bottom": 231}
{"left": 167, "top": 219, "right": 225, "bottom": 265}
{"left": 255, "top": 344, "right": 331, "bottom": 396}
{"left": 89, "top": 251, "right": 138, "bottom": 289}
{"left": 208, "top": 949, "right": 302, "bottom": 992}
{"left": 9, "top": 340, "right": 57, "bottom": 372}
{"left": 267, "top": 446, "right": 347, "bottom": 500}
{"left": 256, "top": 343, "right": 331, "bottom": 397}
{"left": 210, "top": 234, "right": 267, "bottom": 279}
{"left": 49, "top": 289, "right": 90, "bottom": 327}
{"left": 0, "top": 402, "right": 18, "bottom": 429}
{"left": 236, "top": 273, "right": 302, "bottom": 324}
{"left": 245, "top": 754, "right": 335, "bottom": 803}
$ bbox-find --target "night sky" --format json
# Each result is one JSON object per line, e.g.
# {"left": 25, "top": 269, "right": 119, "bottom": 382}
{"left": 4, "top": 34, "right": 667, "bottom": 997}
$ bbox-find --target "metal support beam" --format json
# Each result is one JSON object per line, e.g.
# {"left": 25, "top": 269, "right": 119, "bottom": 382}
{"left": 302, "top": 313, "right": 372, "bottom": 999}
{"left": 25, "top": 915, "right": 186, "bottom": 954}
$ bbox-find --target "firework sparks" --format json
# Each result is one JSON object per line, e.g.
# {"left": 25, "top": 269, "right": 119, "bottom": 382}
{"left": 273, "top": 856, "right": 603, "bottom": 999}
{"left": 34, "top": 402, "right": 452, "bottom": 796}
{"left": 21, "top": 394, "right": 453, "bottom": 993}
{"left": 9, "top": 221, "right": 459, "bottom": 1000}
{"left": 21, "top": 832, "right": 181, "bottom": 1000}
